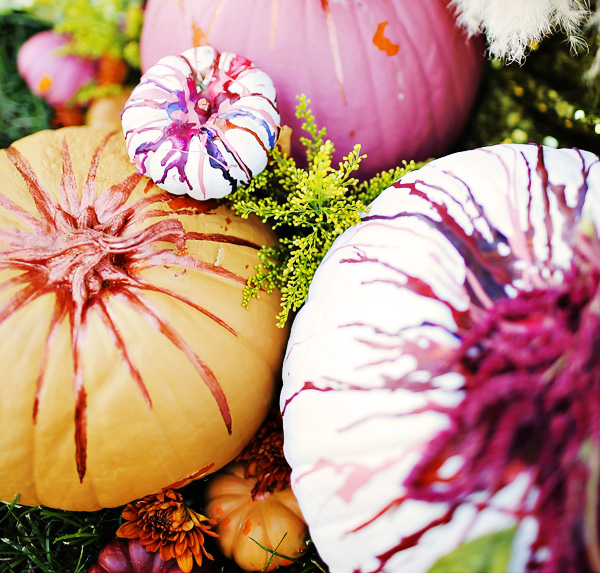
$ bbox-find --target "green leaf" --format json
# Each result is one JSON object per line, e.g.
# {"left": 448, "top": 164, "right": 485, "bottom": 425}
{"left": 0, "top": 12, "right": 53, "bottom": 147}
{"left": 428, "top": 527, "right": 517, "bottom": 573}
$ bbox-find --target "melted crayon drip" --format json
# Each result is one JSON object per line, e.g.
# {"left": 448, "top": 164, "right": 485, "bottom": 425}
{"left": 123, "top": 46, "right": 279, "bottom": 200}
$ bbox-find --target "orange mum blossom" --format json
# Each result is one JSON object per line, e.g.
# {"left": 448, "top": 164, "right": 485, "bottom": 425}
{"left": 116, "top": 489, "right": 218, "bottom": 573}
{"left": 235, "top": 408, "right": 291, "bottom": 499}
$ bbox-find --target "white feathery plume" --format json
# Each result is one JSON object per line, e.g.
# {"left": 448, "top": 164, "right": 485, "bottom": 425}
{"left": 450, "top": 0, "right": 592, "bottom": 62}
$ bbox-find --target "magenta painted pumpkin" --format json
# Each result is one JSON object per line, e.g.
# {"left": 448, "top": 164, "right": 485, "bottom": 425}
{"left": 17, "top": 30, "right": 97, "bottom": 107}
{"left": 140, "top": 0, "right": 484, "bottom": 177}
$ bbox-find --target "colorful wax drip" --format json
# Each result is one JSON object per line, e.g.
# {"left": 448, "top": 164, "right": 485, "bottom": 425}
{"left": 281, "top": 144, "right": 600, "bottom": 572}
{"left": 122, "top": 45, "right": 279, "bottom": 200}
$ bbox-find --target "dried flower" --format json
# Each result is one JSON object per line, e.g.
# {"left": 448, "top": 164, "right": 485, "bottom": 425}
{"left": 236, "top": 409, "right": 291, "bottom": 499}
{"left": 116, "top": 489, "right": 217, "bottom": 573}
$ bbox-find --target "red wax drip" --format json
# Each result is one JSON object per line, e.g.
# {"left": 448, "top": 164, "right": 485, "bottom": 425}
{"left": 348, "top": 145, "right": 600, "bottom": 571}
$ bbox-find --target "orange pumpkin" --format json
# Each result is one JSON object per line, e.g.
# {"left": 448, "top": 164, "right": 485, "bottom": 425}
{"left": 85, "top": 88, "right": 132, "bottom": 132}
{"left": 204, "top": 463, "right": 308, "bottom": 571}
{"left": 0, "top": 127, "right": 288, "bottom": 511}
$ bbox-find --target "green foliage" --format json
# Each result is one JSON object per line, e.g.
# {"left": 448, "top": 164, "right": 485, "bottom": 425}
{"left": 0, "top": 496, "right": 122, "bottom": 573}
{"left": 70, "top": 81, "right": 124, "bottom": 106}
{"left": 428, "top": 527, "right": 517, "bottom": 573}
{"left": 228, "top": 95, "right": 423, "bottom": 327}
{"left": 0, "top": 11, "right": 52, "bottom": 147}
{"left": 0, "top": 0, "right": 35, "bottom": 15}
{"left": 25, "top": 0, "right": 143, "bottom": 68}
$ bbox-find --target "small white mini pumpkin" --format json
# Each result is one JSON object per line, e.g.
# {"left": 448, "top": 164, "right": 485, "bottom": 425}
{"left": 122, "top": 45, "right": 279, "bottom": 200}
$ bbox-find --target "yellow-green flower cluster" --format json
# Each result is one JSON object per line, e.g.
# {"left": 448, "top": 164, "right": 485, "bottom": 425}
{"left": 228, "top": 95, "right": 422, "bottom": 327}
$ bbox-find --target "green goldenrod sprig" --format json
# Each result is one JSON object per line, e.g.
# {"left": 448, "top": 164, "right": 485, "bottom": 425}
{"left": 228, "top": 95, "right": 424, "bottom": 327}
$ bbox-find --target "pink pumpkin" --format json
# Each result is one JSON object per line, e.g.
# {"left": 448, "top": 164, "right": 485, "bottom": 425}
{"left": 17, "top": 30, "right": 97, "bottom": 107}
{"left": 140, "top": 0, "right": 484, "bottom": 177}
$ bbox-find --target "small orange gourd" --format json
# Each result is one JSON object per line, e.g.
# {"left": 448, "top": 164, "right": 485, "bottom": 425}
{"left": 85, "top": 88, "right": 132, "bottom": 132}
{"left": 204, "top": 463, "right": 308, "bottom": 571}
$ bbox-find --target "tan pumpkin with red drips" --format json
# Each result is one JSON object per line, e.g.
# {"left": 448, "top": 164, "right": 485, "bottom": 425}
{"left": 0, "top": 126, "right": 288, "bottom": 511}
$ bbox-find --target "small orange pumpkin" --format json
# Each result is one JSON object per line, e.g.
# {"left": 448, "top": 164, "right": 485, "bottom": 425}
{"left": 85, "top": 88, "right": 132, "bottom": 132}
{"left": 0, "top": 127, "right": 288, "bottom": 511}
{"left": 204, "top": 463, "right": 308, "bottom": 571}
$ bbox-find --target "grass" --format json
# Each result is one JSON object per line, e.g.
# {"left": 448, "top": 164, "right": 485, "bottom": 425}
{"left": 249, "top": 537, "right": 328, "bottom": 573}
{"left": 0, "top": 496, "right": 122, "bottom": 573}
{"left": 0, "top": 478, "right": 329, "bottom": 573}
{"left": 0, "top": 11, "right": 53, "bottom": 149}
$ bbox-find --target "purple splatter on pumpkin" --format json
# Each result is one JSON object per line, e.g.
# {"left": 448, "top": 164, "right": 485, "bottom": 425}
{"left": 122, "top": 46, "right": 279, "bottom": 201}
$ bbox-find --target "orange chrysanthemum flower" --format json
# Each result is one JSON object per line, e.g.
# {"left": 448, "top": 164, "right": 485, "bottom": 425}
{"left": 116, "top": 489, "right": 217, "bottom": 573}
{"left": 236, "top": 409, "right": 291, "bottom": 498}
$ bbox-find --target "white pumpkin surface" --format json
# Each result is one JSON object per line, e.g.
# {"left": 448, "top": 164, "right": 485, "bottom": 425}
{"left": 280, "top": 144, "right": 600, "bottom": 572}
{"left": 122, "top": 45, "right": 279, "bottom": 201}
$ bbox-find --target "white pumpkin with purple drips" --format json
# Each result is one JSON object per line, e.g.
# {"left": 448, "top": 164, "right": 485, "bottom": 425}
{"left": 122, "top": 46, "right": 280, "bottom": 200}
{"left": 281, "top": 143, "right": 600, "bottom": 572}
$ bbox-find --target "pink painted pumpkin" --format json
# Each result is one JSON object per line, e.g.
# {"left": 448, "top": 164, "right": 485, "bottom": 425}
{"left": 140, "top": 0, "right": 484, "bottom": 177}
{"left": 17, "top": 30, "right": 97, "bottom": 107}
